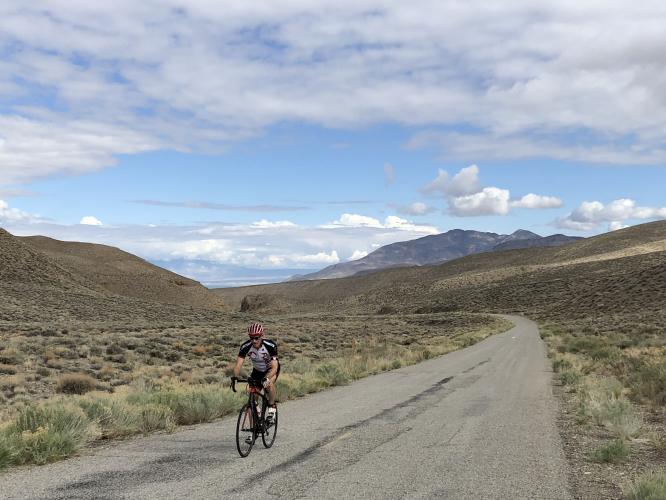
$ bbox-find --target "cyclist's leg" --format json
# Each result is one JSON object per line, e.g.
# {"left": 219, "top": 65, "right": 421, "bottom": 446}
{"left": 266, "top": 363, "right": 280, "bottom": 406}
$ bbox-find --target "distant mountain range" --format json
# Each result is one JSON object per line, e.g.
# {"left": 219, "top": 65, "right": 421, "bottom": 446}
{"left": 289, "top": 229, "right": 582, "bottom": 281}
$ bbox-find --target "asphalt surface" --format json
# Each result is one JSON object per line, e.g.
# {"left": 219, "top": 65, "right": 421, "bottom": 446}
{"left": 0, "top": 315, "right": 572, "bottom": 499}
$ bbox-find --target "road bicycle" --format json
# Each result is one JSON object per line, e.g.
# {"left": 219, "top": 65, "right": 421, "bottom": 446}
{"left": 231, "top": 377, "right": 278, "bottom": 457}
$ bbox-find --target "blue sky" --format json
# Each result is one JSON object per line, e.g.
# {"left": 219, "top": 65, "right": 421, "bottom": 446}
{"left": 1, "top": 2, "right": 666, "bottom": 286}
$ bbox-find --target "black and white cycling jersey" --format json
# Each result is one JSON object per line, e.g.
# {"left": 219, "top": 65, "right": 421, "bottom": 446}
{"left": 238, "top": 339, "right": 278, "bottom": 372}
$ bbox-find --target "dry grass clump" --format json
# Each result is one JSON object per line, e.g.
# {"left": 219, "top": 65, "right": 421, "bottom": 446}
{"left": 125, "top": 384, "right": 242, "bottom": 425}
{"left": 0, "top": 404, "right": 92, "bottom": 466}
{"left": 628, "top": 360, "right": 666, "bottom": 409}
{"left": 0, "top": 364, "right": 18, "bottom": 375}
{"left": 624, "top": 470, "right": 666, "bottom": 500}
{"left": 56, "top": 373, "right": 101, "bottom": 395}
{"left": 577, "top": 377, "right": 642, "bottom": 440}
{"left": 590, "top": 439, "right": 630, "bottom": 464}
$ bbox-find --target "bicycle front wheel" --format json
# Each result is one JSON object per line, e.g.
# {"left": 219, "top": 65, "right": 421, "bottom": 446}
{"left": 236, "top": 403, "right": 255, "bottom": 457}
{"left": 261, "top": 406, "right": 278, "bottom": 448}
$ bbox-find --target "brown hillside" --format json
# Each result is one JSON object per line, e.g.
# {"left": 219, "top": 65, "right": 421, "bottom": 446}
{"left": 22, "top": 236, "right": 224, "bottom": 310}
{"left": 0, "top": 228, "right": 224, "bottom": 325}
{"left": 0, "top": 228, "right": 105, "bottom": 293}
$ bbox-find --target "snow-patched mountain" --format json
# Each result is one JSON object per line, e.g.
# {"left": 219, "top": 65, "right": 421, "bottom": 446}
{"left": 290, "top": 229, "right": 581, "bottom": 281}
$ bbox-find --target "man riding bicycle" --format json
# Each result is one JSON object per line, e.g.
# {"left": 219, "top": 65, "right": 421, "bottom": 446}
{"left": 232, "top": 322, "right": 279, "bottom": 422}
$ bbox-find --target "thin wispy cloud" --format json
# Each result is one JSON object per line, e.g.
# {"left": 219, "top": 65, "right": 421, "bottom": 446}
{"left": 132, "top": 200, "right": 310, "bottom": 212}
{"left": 320, "top": 200, "right": 376, "bottom": 205}
{"left": 384, "top": 163, "right": 395, "bottom": 185}
{"left": 395, "top": 202, "right": 436, "bottom": 216}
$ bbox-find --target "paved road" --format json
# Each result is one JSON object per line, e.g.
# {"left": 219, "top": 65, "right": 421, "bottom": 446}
{"left": 0, "top": 315, "right": 572, "bottom": 499}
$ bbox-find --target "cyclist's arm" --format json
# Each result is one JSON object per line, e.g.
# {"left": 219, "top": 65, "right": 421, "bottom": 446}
{"left": 232, "top": 356, "right": 245, "bottom": 378}
{"left": 265, "top": 358, "right": 278, "bottom": 380}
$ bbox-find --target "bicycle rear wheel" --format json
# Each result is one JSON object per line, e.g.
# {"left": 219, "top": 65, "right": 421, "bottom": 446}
{"left": 236, "top": 403, "right": 255, "bottom": 457}
{"left": 261, "top": 405, "right": 278, "bottom": 448}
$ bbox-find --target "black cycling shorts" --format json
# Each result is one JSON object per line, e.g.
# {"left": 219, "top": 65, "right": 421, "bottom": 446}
{"left": 249, "top": 362, "right": 281, "bottom": 387}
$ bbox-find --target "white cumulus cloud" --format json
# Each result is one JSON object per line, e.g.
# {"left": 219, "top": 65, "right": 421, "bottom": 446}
{"left": 251, "top": 219, "right": 297, "bottom": 228}
{"left": 609, "top": 221, "right": 629, "bottom": 231}
{"left": 422, "top": 165, "right": 561, "bottom": 217}
{"left": 349, "top": 249, "right": 368, "bottom": 260}
{"left": 329, "top": 213, "right": 383, "bottom": 228}
{"left": 80, "top": 215, "right": 102, "bottom": 226}
{"left": 0, "top": 199, "right": 42, "bottom": 223}
{"left": 447, "top": 165, "right": 481, "bottom": 197}
{"left": 293, "top": 251, "right": 340, "bottom": 265}
{"left": 510, "top": 193, "right": 563, "bottom": 209}
{"left": 556, "top": 198, "right": 666, "bottom": 232}
{"left": 449, "top": 187, "right": 511, "bottom": 217}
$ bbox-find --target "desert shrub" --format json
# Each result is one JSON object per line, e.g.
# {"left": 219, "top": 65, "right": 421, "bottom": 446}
{"left": 560, "top": 370, "right": 583, "bottom": 386}
{"left": 315, "top": 363, "right": 350, "bottom": 387}
{"left": 127, "top": 385, "right": 240, "bottom": 425}
{"left": 77, "top": 397, "right": 139, "bottom": 439}
{"left": 56, "top": 373, "right": 99, "bottom": 395}
{"left": 577, "top": 377, "right": 641, "bottom": 438}
{"left": 625, "top": 470, "right": 666, "bottom": 500}
{"left": 0, "top": 436, "right": 10, "bottom": 470}
{"left": 0, "top": 364, "right": 18, "bottom": 375}
{"left": 553, "top": 358, "right": 572, "bottom": 372}
{"left": 105, "top": 354, "right": 127, "bottom": 364}
{"left": 165, "top": 352, "right": 181, "bottom": 362}
{"left": 598, "top": 398, "right": 642, "bottom": 439}
{"left": 563, "top": 336, "right": 606, "bottom": 354}
{"left": 2, "top": 404, "right": 92, "bottom": 465}
{"left": 0, "top": 348, "right": 23, "bottom": 365}
{"left": 459, "top": 336, "right": 480, "bottom": 348}
{"left": 137, "top": 404, "right": 176, "bottom": 434}
{"left": 376, "top": 306, "right": 397, "bottom": 315}
{"left": 105, "top": 344, "right": 124, "bottom": 355}
{"left": 648, "top": 432, "right": 666, "bottom": 455}
{"left": 590, "top": 439, "right": 630, "bottom": 464}
{"left": 417, "top": 349, "right": 434, "bottom": 361}
{"left": 628, "top": 360, "right": 666, "bottom": 408}
{"left": 276, "top": 374, "right": 322, "bottom": 400}
{"left": 192, "top": 345, "right": 207, "bottom": 356}
{"left": 589, "top": 345, "right": 622, "bottom": 362}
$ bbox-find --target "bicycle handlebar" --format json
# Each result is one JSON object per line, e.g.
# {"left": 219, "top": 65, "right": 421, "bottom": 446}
{"left": 230, "top": 377, "right": 248, "bottom": 393}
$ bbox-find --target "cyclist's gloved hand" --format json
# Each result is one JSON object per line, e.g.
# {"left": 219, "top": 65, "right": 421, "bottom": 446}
{"left": 262, "top": 377, "right": 271, "bottom": 388}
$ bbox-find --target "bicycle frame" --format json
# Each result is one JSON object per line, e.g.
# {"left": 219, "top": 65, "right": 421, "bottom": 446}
{"left": 231, "top": 378, "right": 270, "bottom": 438}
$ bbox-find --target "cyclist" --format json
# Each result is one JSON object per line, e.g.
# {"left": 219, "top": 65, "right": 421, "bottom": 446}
{"left": 232, "top": 322, "right": 279, "bottom": 422}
